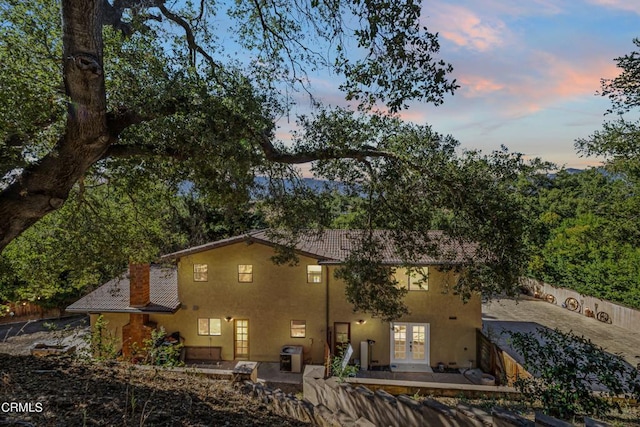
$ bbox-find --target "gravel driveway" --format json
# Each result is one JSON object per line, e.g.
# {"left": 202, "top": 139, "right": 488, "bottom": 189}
{"left": 0, "top": 315, "right": 89, "bottom": 356}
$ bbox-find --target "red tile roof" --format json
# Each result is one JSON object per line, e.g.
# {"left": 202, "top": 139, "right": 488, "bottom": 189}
{"left": 162, "top": 229, "right": 475, "bottom": 265}
{"left": 66, "top": 265, "right": 179, "bottom": 314}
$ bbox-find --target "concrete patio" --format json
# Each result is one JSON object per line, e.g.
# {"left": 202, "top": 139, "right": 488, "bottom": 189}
{"left": 183, "top": 360, "right": 489, "bottom": 390}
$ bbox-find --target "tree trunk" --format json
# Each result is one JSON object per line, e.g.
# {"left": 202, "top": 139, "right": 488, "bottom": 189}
{"left": 0, "top": 0, "right": 110, "bottom": 252}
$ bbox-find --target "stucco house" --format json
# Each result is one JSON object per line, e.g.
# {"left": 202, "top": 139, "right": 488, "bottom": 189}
{"left": 67, "top": 229, "right": 481, "bottom": 372}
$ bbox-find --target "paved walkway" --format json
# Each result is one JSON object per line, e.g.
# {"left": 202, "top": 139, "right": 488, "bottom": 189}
{"left": 482, "top": 296, "right": 640, "bottom": 368}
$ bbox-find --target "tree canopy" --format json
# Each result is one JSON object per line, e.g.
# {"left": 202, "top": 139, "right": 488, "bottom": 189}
{"left": 0, "top": 0, "right": 459, "bottom": 250}
{"left": 0, "top": 0, "right": 539, "bottom": 319}
{"left": 524, "top": 38, "right": 640, "bottom": 309}
{"left": 576, "top": 38, "right": 640, "bottom": 178}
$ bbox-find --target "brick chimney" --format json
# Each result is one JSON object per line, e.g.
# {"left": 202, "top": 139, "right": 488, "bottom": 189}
{"left": 122, "top": 313, "right": 155, "bottom": 359}
{"left": 129, "top": 263, "right": 150, "bottom": 308}
{"left": 122, "top": 263, "right": 156, "bottom": 359}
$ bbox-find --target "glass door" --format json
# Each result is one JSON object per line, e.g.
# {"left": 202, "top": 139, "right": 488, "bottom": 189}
{"left": 390, "top": 322, "right": 429, "bottom": 364}
{"left": 234, "top": 319, "right": 249, "bottom": 359}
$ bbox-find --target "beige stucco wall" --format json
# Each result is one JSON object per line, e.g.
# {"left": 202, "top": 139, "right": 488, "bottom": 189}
{"left": 91, "top": 312, "right": 176, "bottom": 354}
{"left": 326, "top": 265, "right": 481, "bottom": 369}
{"left": 156, "top": 242, "right": 328, "bottom": 363}
{"left": 92, "top": 241, "right": 481, "bottom": 368}
{"left": 90, "top": 312, "right": 129, "bottom": 352}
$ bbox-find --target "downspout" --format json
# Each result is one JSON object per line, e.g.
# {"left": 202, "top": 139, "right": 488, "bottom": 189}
{"left": 325, "top": 263, "right": 330, "bottom": 352}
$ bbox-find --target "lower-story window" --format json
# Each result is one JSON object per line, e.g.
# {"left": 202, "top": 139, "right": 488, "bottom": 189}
{"left": 198, "top": 318, "right": 222, "bottom": 335}
{"left": 290, "top": 320, "right": 306, "bottom": 338}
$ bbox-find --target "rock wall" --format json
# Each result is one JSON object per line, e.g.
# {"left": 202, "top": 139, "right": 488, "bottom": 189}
{"left": 241, "top": 377, "right": 537, "bottom": 426}
{"left": 240, "top": 371, "right": 612, "bottom": 426}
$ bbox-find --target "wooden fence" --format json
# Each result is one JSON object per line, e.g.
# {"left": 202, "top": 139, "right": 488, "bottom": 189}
{"left": 0, "top": 301, "right": 62, "bottom": 324}
{"left": 520, "top": 277, "right": 640, "bottom": 332}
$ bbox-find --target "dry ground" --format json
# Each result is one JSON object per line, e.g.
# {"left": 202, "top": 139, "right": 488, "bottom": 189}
{"left": 0, "top": 353, "right": 309, "bottom": 426}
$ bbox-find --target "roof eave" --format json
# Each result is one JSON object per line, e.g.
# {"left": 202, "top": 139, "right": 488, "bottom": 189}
{"left": 66, "top": 304, "right": 181, "bottom": 315}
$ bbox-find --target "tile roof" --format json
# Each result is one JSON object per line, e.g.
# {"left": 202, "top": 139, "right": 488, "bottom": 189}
{"left": 66, "top": 265, "right": 179, "bottom": 314}
{"left": 162, "top": 229, "right": 475, "bottom": 265}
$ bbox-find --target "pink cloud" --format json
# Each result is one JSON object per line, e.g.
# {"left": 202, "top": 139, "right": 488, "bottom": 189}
{"left": 472, "top": 0, "right": 564, "bottom": 16}
{"left": 450, "top": 51, "right": 619, "bottom": 118}
{"left": 587, "top": 0, "right": 640, "bottom": 14}
{"left": 428, "top": 3, "right": 508, "bottom": 52}
{"left": 459, "top": 76, "right": 505, "bottom": 97}
{"left": 514, "top": 52, "right": 618, "bottom": 109}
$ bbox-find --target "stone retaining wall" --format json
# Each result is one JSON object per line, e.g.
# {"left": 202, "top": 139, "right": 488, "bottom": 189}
{"left": 239, "top": 368, "right": 611, "bottom": 426}
{"left": 242, "top": 376, "right": 536, "bottom": 426}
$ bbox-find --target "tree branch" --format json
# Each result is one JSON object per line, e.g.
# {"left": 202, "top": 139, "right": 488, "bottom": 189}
{"left": 252, "top": 128, "right": 397, "bottom": 164}
{"left": 106, "top": 102, "right": 181, "bottom": 137}
{"left": 101, "top": 144, "right": 187, "bottom": 160}
{"left": 154, "top": 1, "right": 221, "bottom": 72}
{"left": 102, "top": 0, "right": 161, "bottom": 36}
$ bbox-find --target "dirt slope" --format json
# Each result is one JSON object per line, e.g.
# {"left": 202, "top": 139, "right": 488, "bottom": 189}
{"left": 0, "top": 354, "right": 309, "bottom": 426}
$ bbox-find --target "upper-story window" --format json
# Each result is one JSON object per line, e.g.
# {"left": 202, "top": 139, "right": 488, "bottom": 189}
{"left": 193, "top": 264, "right": 208, "bottom": 282}
{"left": 238, "top": 264, "right": 253, "bottom": 282}
{"left": 307, "top": 265, "right": 322, "bottom": 283}
{"left": 408, "top": 267, "right": 429, "bottom": 291}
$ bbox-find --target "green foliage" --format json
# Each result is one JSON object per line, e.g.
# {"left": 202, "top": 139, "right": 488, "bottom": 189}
{"left": 335, "top": 235, "right": 409, "bottom": 322}
{"left": 272, "top": 111, "right": 540, "bottom": 318}
{"left": 523, "top": 38, "right": 640, "bottom": 309}
{"left": 86, "top": 315, "right": 118, "bottom": 361}
{"left": 0, "top": 176, "right": 185, "bottom": 308}
{"left": 526, "top": 169, "right": 640, "bottom": 308}
{"left": 0, "top": 0, "right": 65, "bottom": 179}
{"left": 509, "top": 327, "right": 640, "bottom": 421}
{"left": 1, "top": 0, "right": 532, "bottom": 322}
{"left": 143, "top": 327, "right": 184, "bottom": 368}
{"left": 330, "top": 347, "right": 359, "bottom": 382}
{"left": 575, "top": 38, "right": 640, "bottom": 179}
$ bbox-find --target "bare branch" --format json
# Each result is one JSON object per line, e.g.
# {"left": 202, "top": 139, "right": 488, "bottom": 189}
{"left": 154, "top": 1, "right": 220, "bottom": 72}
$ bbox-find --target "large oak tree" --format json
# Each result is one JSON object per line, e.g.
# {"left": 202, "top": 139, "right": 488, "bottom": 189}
{"left": 0, "top": 0, "right": 457, "bottom": 250}
{"left": 1, "top": 0, "right": 538, "bottom": 319}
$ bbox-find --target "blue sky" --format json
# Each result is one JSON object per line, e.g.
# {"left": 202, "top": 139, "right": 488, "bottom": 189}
{"left": 279, "top": 0, "right": 639, "bottom": 169}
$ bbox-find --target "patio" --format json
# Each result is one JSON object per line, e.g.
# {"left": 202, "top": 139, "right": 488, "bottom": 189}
{"left": 183, "top": 360, "right": 491, "bottom": 389}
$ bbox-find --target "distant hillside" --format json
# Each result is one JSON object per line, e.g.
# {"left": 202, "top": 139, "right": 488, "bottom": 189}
{"left": 547, "top": 168, "right": 583, "bottom": 179}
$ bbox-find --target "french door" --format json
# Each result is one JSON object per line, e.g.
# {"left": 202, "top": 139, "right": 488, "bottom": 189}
{"left": 234, "top": 319, "right": 249, "bottom": 359}
{"left": 390, "top": 322, "right": 430, "bottom": 365}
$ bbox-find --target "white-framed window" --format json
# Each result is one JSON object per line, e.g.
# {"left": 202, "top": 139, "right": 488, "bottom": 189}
{"left": 408, "top": 267, "right": 429, "bottom": 291}
{"left": 198, "top": 318, "right": 221, "bottom": 335}
{"left": 290, "top": 320, "right": 306, "bottom": 338}
{"left": 307, "top": 265, "right": 322, "bottom": 283}
{"left": 194, "top": 264, "right": 208, "bottom": 282}
{"left": 238, "top": 264, "right": 253, "bottom": 282}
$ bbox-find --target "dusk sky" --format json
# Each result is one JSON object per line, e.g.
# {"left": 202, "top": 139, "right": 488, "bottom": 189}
{"left": 282, "top": 0, "right": 639, "bottom": 170}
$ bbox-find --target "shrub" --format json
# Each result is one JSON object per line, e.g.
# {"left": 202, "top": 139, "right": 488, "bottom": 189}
{"left": 509, "top": 327, "right": 640, "bottom": 421}
{"left": 85, "top": 315, "right": 118, "bottom": 361}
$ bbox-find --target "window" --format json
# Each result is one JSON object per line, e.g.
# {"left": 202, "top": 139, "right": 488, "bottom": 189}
{"left": 307, "top": 265, "right": 322, "bottom": 283}
{"left": 238, "top": 264, "right": 253, "bottom": 282}
{"left": 193, "top": 264, "right": 208, "bottom": 282}
{"left": 408, "top": 267, "right": 429, "bottom": 291}
{"left": 290, "top": 320, "right": 306, "bottom": 338}
{"left": 198, "top": 318, "right": 221, "bottom": 335}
